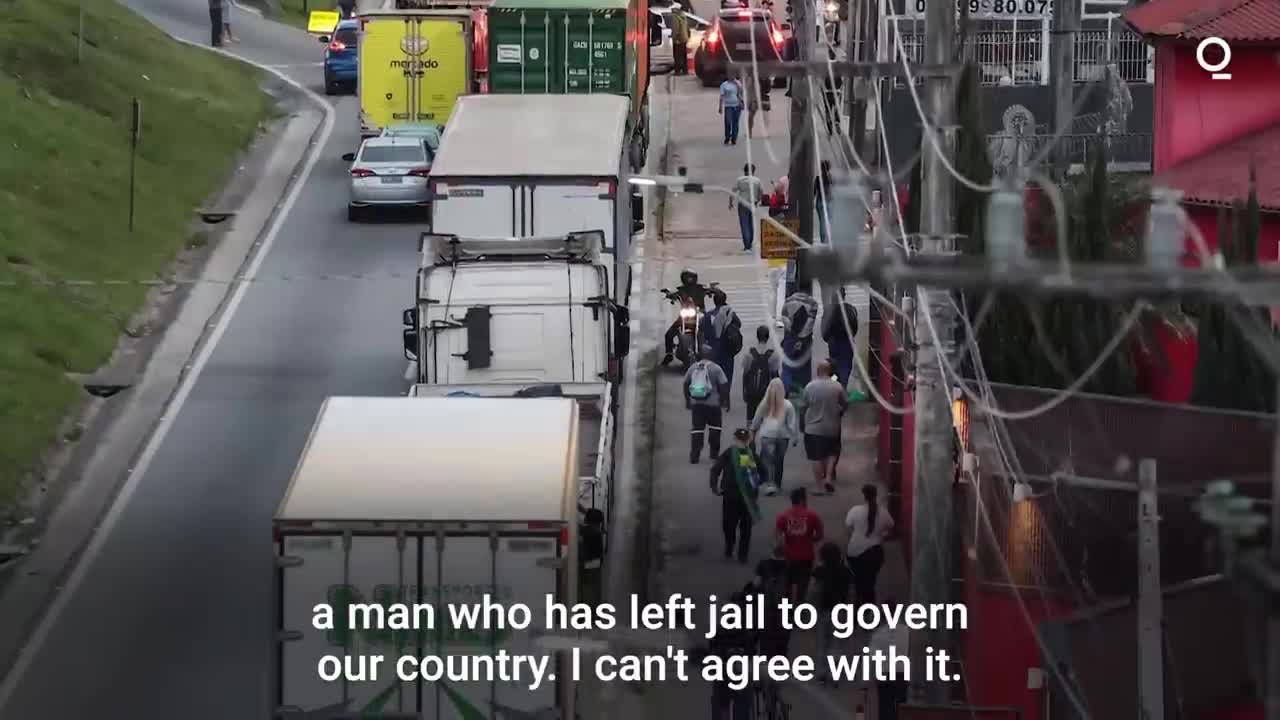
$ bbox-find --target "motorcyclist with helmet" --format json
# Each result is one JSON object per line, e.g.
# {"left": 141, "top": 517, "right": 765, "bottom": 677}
{"left": 662, "top": 269, "right": 711, "bottom": 366}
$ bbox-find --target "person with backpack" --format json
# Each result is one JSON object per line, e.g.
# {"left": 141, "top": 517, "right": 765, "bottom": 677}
{"left": 742, "top": 325, "right": 781, "bottom": 425}
{"left": 704, "top": 289, "right": 743, "bottom": 386}
{"left": 780, "top": 291, "right": 818, "bottom": 396}
{"left": 710, "top": 428, "right": 762, "bottom": 562}
{"left": 810, "top": 541, "right": 853, "bottom": 685}
{"left": 684, "top": 344, "right": 730, "bottom": 464}
{"left": 821, "top": 289, "right": 859, "bottom": 388}
{"left": 749, "top": 379, "right": 799, "bottom": 496}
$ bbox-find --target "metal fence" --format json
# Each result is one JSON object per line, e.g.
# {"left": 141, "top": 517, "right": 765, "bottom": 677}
{"left": 884, "top": 18, "right": 1151, "bottom": 87}
{"left": 986, "top": 131, "right": 1153, "bottom": 172}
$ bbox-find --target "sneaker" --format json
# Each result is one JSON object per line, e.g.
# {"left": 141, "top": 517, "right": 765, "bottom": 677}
{"left": 824, "top": 481, "right": 835, "bottom": 494}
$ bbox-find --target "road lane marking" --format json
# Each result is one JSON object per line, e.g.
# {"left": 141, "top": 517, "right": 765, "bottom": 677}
{"left": 0, "top": 48, "right": 336, "bottom": 709}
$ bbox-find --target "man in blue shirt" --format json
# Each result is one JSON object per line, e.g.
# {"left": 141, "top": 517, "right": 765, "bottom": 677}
{"left": 717, "top": 77, "right": 743, "bottom": 145}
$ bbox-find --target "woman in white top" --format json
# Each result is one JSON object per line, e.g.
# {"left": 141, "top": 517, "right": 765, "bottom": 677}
{"left": 844, "top": 483, "right": 894, "bottom": 605}
{"left": 749, "top": 378, "right": 800, "bottom": 496}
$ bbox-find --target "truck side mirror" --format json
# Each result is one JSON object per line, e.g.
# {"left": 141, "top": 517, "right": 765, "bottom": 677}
{"left": 403, "top": 329, "right": 418, "bottom": 361}
{"left": 402, "top": 308, "right": 417, "bottom": 327}
{"left": 463, "top": 306, "right": 493, "bottom": 369}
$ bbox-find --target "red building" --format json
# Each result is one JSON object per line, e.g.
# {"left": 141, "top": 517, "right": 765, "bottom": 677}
{"left": 1123, "top": 0, "right": 1280, "bottom": 402}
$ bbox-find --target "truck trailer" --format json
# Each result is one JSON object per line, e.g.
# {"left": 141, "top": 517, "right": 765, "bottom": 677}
{"left": 272, "top": 396, "right": 579, "bottom": 719}
{"left": 425, "top": 94, "right": 643, "bottom": 302}
{"left": 357, "top": 9, "right": 476, "bottom": 140}
{"left": 486, "top": 0, "right": 651, "bottom": 170}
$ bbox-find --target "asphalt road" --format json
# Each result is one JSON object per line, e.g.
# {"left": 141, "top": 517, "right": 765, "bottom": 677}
{"left": 0, "top": 2, "right": 417, "bottom": 717}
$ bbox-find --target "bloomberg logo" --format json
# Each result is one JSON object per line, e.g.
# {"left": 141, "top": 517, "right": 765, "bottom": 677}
{"left": 1196, "top": 36, "right": 1233, "bottom": 80}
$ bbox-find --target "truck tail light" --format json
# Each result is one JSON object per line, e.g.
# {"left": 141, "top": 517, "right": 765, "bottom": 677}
{"left": 705, "top": 27, "right": 719, "bottom": 46}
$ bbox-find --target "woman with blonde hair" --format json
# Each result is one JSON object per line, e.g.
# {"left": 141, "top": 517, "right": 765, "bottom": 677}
{"left": 749, "top": 378, "right": 800, "bottom": 496}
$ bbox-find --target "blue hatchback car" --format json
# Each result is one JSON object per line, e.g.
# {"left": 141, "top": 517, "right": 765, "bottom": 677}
{"left": 321, "top": 19, "right": 359, "bottom": 95}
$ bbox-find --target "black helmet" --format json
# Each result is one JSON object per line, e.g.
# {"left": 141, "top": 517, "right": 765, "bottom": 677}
{"left": 680, "top": 269, "right": 698, "bottom": 286}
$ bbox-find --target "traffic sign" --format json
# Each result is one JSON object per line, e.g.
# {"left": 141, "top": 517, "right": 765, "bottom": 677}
{"left": 308, "top": 10, "right": 340, "bottom": 34}
{"left": 760, "top": 215, "right": 800, "bottom": 261}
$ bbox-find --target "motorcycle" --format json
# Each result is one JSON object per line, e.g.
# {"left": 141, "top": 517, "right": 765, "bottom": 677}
{"left": 661, "top": 282, "right": 717, "bottom": 368}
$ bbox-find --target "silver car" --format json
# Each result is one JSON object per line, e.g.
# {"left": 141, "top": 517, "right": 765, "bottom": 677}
{"left": 347, "top": 136, "right": 432, "bottom": 222}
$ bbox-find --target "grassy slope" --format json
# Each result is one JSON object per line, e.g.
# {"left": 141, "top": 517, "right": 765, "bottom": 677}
{"left": 0, "top": 0, "right": 271, "bottom": 512}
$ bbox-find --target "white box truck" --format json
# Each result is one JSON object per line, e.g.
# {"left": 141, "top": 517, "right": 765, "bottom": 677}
{"left": 272, "top": 396, "right": 579, "bottom": 719}
{"left": 425, "top": 94, "right": 645, "bottom": 302}
{"left": 401, "top": 232, "right": 630, "bottom": 386}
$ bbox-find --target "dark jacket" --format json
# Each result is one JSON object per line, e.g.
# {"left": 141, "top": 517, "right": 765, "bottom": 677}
{"left": 710, "top": 446, "right": 761, "bottom": 512}
{"left": 674, "top": 282, "right": 708, "bottom": 312}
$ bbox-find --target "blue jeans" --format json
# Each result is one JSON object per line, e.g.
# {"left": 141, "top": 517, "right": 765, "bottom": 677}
{"left": 780, "top": 337, "right": 812, "bottom": 396}
{"left": 759, "top": 436, "right": 789, "bottom": 490}
{"left": 737, "top": 205, "right": 755, "bottom": 250}
{"left": 723, "top": 105, "right": 741, "bottom": 143}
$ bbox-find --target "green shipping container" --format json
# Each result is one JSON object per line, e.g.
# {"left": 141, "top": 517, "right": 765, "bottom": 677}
{"left": 487, "top": 0, "right": 650, "bottom": 168}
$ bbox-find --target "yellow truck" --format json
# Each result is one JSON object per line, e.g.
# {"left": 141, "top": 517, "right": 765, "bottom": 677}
{"left": 357, "top": 9, "right": 476, "bottom": 140}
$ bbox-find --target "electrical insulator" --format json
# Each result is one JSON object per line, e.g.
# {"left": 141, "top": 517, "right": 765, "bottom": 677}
{"left": 985, "top": 182, "right": 1027, "bottom": 271}
{"left": 1145, "top": 188, "right": 1185, "bottom": 272}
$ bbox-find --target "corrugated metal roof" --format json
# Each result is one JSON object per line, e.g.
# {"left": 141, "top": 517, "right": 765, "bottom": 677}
{"left": 1124, "top": 0, "right": 1280, "bottom": 41}
{"left": 429, "top": 95, "right": 629, "bottom": 178}
{"left": 1156, "top": 123, "right": 1280, "bottom": 211}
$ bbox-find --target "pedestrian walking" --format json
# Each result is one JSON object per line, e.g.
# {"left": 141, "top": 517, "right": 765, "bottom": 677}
{"left": 870, "top": 594, "right": 910, "bottom": 720}
{"left": 821, "top": 288, "right": 858, "bottom": 388}
{"left": 705, "top": 290, "right": 743, "bottom": 385}
{"left": 221, "top": 0, "right": 237, "bottom": 44}
{"left": 710, "top": 429, "right": 763, "bottom": 562}
{"left": 208, "top": 0, "right": 224, "bottom": 46}
{"left": 811, "top": 541, "right": 853, "bottom": 685}
{"left": 684, "top": 344, "right": 730, "bottom": 463}
{"left": 744, "top": 76, "right": 761, "bottom": 137}
{"left": 742, "top": 325, "right": 781, "bottom": 425}
{"left": 730, "top": 164, "right": 765, "bottom": 252}
{"left": 774, "top": 487, "right": 823, "bottom": 604}
{"left": 750, "top": 379, "right": 799, "bottom": 496}
{"left": 780, "top": 291, "right": 818, "bottom": 395}
{"left": 802, "top": 360, "right": 848, "bottom": 495}
{"left": 844, "top": 484, "right": 893, "bottom": 606}
{"left": 671, "top": 4, "right": 691, "bottom": 75}
{"left": 717, "top": 77, "right": 743, "bottom": 145}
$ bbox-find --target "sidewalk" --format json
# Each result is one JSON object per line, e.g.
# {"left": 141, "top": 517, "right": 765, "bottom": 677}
{"left": 637, "top": 62, "right": 910, "bottom": 719}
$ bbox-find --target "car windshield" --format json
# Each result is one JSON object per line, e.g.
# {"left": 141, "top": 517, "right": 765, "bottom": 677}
{"left": 334, "top": 28, "right": 358, "bottom": 46}
{"left": 359, "top": 144, "right": 426, "bottom": 163}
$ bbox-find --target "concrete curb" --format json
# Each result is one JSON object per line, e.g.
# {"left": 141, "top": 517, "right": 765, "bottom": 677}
{"left": 0, "top": 39, "right": 335, "bottom": 701}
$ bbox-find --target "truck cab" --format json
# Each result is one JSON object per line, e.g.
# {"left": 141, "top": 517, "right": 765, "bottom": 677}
{"left": 402, "top": 232, "right": 630, "bottom": 386}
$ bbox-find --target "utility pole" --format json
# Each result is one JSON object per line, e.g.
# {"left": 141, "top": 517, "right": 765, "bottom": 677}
{"left": 907, "top": 0, "right": 960, "bottom": 704}
{"left": 1136, "top": 459, "right": 1165, "bottom": 720}
{"left": 1268, "top": 386, "right": 1280, "bottom": 720}
{"left": 790, "top": 0, "right": 817, "bottom": 292}
{"left": 1050, "top": 0, "right": 1081, "bottom": 178}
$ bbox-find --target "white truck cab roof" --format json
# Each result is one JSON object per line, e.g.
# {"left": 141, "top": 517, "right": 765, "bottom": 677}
{"left": 275, "top": 396, "right": 577, "bottom": 523}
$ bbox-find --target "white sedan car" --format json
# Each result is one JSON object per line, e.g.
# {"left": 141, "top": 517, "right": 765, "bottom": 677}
{"left": 346, "top": 135, "right": 432, "bottom": 222}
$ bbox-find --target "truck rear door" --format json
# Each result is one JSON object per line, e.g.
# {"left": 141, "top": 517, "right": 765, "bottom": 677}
{"left": 276, "top": 528, "right": 563, "bottom": 717}
{"left": 277, "top": 531, "right": 420, "bottom": 715}
{"left": 431, "top": 181, "right": 520, "bottom": 237}
{"left": 528, "top": 182, "right": 615, "bottom": 254}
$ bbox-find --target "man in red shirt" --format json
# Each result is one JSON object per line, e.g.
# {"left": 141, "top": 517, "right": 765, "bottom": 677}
{"left": 774, "top": 487, "right": 824, "bottom": 603}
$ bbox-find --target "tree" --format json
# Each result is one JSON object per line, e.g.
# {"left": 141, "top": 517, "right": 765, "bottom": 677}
{"left": 1190, "top": 170, "right": 1277, "bottom": 412}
